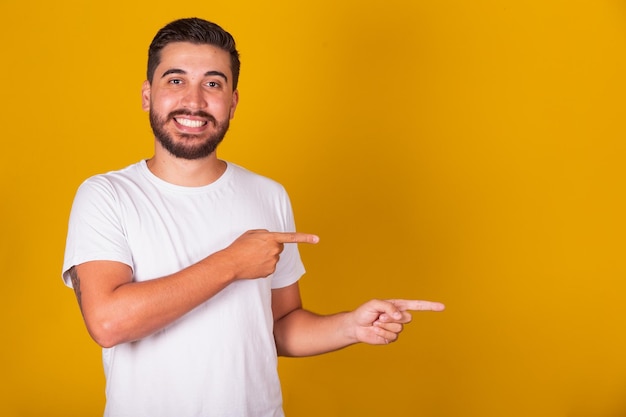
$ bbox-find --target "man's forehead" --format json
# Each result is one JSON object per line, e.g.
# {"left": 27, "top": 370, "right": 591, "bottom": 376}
{"left": 159, "top": 42, "right": 228, "bottom": 64}
{"left": 157, "top": 42, "right": 233, "bottom": 79}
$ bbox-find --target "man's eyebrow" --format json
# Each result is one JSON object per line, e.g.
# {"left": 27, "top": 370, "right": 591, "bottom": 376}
{"left": 204, "top": 70, "right": 228, "bottom": 83}
{"left": 160, "top": 68, "right": 228, "bottom": 83}
{"left": 161, "top": 68, "right": 186, "bottom": 78}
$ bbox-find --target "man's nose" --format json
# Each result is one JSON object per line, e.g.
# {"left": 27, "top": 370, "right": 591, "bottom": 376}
{"left": 181, "top": 86, "right": 208, "bottom": 110}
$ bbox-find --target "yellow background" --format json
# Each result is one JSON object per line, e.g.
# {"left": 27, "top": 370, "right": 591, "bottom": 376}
{"left": 2, "top": 0, "right": 626, "bottom": 416}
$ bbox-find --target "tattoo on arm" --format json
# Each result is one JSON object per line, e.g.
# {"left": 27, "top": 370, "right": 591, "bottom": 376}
{"left": 69, "top": 266, "right": 83, "bottom": 311}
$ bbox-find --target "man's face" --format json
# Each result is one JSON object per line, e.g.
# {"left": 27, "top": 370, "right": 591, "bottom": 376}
{"left": 142, "top": 42, "right": 239, "bottom": 160}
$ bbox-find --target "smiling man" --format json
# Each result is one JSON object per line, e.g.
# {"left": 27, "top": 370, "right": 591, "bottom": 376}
{"left": 145, "top": 43, "right": 236, "bottom": 162}
{"left": 62, "top": 17, "right": 444, "bottom": 417}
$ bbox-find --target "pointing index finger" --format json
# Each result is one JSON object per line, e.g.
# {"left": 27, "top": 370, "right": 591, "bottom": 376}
{"left": 389, "top": 299, "right": 446, "bottom": 312}
{"left": 272, "top": 232, "right": 320, "bottom": 244}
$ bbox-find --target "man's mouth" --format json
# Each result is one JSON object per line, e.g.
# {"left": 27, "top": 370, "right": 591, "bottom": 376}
{"left": 174, "top": 117, "right": 207, "bottom": 128}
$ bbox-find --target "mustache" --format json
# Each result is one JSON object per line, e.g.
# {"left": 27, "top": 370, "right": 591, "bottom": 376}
{"left": 167, "top": 109, "right": 217, "bottom": 124}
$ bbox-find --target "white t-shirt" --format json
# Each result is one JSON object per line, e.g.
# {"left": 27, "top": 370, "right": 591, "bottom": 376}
{"left": 62, "top": 160, "right": 305, "bottom": 417}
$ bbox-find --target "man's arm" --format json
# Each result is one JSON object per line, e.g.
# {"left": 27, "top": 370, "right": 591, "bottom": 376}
{"left": 272, "top": 283, "right": 445, "bottom": 357}
{"left": 71, "top": 230, "right": 318, "bottom": 348}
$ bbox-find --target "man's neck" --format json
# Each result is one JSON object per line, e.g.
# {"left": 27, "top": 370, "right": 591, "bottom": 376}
{"left": 146, "top": 151, "right": 227, "bottom": 187}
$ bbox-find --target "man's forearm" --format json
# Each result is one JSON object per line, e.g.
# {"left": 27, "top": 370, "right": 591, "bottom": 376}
{"left": 274, "top": 308, "right": 358, "bottom": 357}
{"left": 77, "top": 252, "right": 236, "bottom": 348}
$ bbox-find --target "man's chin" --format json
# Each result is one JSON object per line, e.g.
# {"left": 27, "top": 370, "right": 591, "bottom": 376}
{"left": 152, "top": 121, "right": 228, "bottom": 160}
{"left": 177, "top": 132, "right": 209, "bottom": 141}
{"left": 161, "top": 140, "right": 222, "bottom": 160}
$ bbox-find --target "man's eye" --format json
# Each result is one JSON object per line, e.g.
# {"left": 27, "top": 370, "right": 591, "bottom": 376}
{"left": 207, "top": 81, "right": 218, "bottom": 87}
{"left": 169, "top": 79, "right": 182, "bottom": 85}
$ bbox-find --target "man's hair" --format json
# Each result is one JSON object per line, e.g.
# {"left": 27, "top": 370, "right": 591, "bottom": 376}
{"left": 147, "top": 17, "right": 240, "bottom": 90}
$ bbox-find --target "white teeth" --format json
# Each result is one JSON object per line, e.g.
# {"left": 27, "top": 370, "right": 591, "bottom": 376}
{"left": 176, "top": 118, "right": 205, "bottom": 128}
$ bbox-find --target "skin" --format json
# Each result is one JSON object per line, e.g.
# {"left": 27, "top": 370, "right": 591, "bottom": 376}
{"left": 72, "top": 41, "right": 445, "bottom": 353}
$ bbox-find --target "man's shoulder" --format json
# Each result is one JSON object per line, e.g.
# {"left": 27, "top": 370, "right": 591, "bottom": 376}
{"left": 227, "top": 162, "right": 286, "bottom": 193}
{"left": 75, "top": 161, "right": 145, "bottom": 196}
{"left": 82, "top": 161, "right": 143, "bottom": 183}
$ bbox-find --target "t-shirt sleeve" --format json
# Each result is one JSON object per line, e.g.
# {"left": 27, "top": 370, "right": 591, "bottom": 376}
{"left": 61, "top": 176, "right": 133, "bottom": 287}
{"left": 270, "top": 187, "right": 306, "bottom": 289}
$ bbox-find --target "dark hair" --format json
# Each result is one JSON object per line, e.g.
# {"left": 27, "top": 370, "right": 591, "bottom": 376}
{"left": 147, "top": 18, "right": 240, "bottom": 90}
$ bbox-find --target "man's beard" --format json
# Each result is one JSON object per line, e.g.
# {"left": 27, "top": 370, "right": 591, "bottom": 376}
{"left": 149, "top": 108, "right": 230, "bottom": 160}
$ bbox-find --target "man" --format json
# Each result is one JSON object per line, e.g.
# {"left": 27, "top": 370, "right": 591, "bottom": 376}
{"left": 62, "top": 17, "right": 444, "bottom": 417}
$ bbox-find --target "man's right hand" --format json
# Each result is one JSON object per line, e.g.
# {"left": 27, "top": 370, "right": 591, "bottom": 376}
{"left": 218, "top": 230, "right": 319, "bottom": 280}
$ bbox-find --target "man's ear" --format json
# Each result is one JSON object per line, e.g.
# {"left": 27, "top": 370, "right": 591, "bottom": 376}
{"left": 141, "top": 80, "right": 151, "bottom": 111}
{"left": 229, "top": 89, "right": 239, "bottom": 120}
